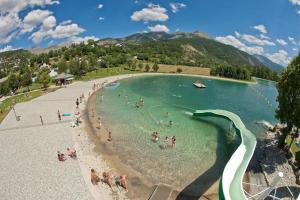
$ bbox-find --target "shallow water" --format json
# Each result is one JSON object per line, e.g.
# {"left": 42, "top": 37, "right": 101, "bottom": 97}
{"left": 96, "top": 75, "right": 278, "bottom": 193}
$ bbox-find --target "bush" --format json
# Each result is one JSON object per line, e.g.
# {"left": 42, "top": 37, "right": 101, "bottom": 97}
{"left": 177, "top": 68, "right": 183, "bottom": 73}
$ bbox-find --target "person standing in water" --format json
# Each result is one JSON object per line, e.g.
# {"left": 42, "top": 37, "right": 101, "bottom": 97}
{"left": 172, "top": 136, "right": 176, "bottom": 148}
{"left": 108, "top": 131, "right": 112, "bottom": 141}
{"left": 164, "top": 136, "right": 169, "bottom": 149}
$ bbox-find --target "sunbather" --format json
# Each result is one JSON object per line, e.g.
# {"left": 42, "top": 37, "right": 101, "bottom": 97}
{"left": 91, "top": 169, "right": 100, "bottom": 185}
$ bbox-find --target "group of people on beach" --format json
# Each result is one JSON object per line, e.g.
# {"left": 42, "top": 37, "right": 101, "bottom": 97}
{"left": 57, "top": 147, "right": 77, "bottom": 162}
{"left": 152, "top": 132, "right": 176, "bottom": 149}
{"left": 90, "top": 169, "right": 128, "bottom": 192}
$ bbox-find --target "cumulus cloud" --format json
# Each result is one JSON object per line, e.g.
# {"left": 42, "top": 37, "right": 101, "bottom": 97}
{"left": 98, "top": 17, "right": 105, "bottom": 21}
{"left": 21, "top": 9, "right": 53, "bottom": 33}
{"left": 276, "top": 39, "right": 288, "bottom": 46}
{"left": 66, "top": 36, "right": 99, "bottom": 44}
{"left": 293, "top": 48, "right": 298, "bottom": 51}
{"left": 239, "top": 34, "right": 275, "bottom": 46}
{"left": 260, "top": 34, "right": 270, "bottom": 40}
{"left": 148, "top": 24, "right": 170, "bottom": 32}
{"left": 266, "top": 50, "right": 290, "bottom": 66}
{"left": 0, "top": 45, "right": 16, "bottom": 53}
{"left": 215, "top": 35, "right": 264, "bottom": 55}
{"left": 31, "top": 20, "right": 85, "bottom": 44}
{"left": 0, "top": 0, "right": 59, "bottom": 13}
{"left": 0, "top": 13, "right": 21, "bottom": 44}
{"left": 252, "top": 24, "right": 267, "bottom": 34}
{"left": 131, "top": 4, "right": 168, "bottom": 22}
{"left": 288, "top": 36, "right": 297, "bottom": 45}
{"left": 98, "top": 4, "right": 103, "bottom": 9}
{"left": 289, "top": 0, "right": 300, "bottom": 6}
{"left": 169, "top": 3, "right": 186, "bottom": 13}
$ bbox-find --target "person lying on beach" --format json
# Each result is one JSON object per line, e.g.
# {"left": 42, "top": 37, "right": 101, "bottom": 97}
{"left": 67, "top": 147, "right": 77, "bottom": 159}
{"left": 117, "top": 175, "right": 128, "bottom": 191}
{"left": 57, "top": 151, "right": 66, "bottom": 162}
{"left": 91, "top": 169, "right": 100, "bottom": 185}
{"left": 102, "top": 172, "right": 115, "bottom": 192}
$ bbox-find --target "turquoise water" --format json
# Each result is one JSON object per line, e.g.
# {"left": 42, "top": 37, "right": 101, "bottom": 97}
{"left": 96, "top": 75, "right": 278, "bottom": 193}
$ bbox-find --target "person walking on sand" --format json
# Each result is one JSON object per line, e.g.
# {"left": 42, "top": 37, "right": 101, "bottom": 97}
{"left": 57, "top": 110, "right": 61, "bottom": 121}
{"left": 40, "top": 115, "right": 44, "bottom": 125}
{"left": 76, "top": 98, "right": 79, "bottom": 108}
{"left": 97, "top": 117, "right": 102, "bottom": 129}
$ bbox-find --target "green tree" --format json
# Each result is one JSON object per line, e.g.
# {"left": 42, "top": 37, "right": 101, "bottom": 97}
{"left": 276, "top": 54, "right": 300, "bottom": 148}
{"left": 0, "top": 81, "right": 10, "bottom": 96}
{"left": 57, "top": 59, "right": 68, "bottom": 73}
{"left": 7, "top": 73, "right": 20, "bottom": 92}
{"left": 21, "top": 71, "right": 32, "bottom": 90}
{"left": 152, "top": 63, "right": 159, "bottom": 72}
{"left": 177, "top": 68, "right": 183, "bottom": 73}
{"left": 145, "top": 64, "right": 150, "bottom": 72}
{"left": 138, "top": 63, "right": 143, "bottom": 71}
{"left": 37, "top": 71, "right": 51, "bottom": 88}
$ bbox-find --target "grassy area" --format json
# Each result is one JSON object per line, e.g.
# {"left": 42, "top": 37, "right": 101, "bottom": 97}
{"left": 0, "top": 88, "right": 57, "bottom": 123}
{"left": 15, "top": 83, "right": 43, "bottom": 94}
{"left": 158, "top": 64, "right": 211, "bottom": 76}
{"left": 80, "top": 67, "right": 137, "bottom": 81}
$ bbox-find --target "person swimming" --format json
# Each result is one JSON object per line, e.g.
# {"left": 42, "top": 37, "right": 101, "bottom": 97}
{"left": 152, "top": 132, "right": 159, "bottom": 142}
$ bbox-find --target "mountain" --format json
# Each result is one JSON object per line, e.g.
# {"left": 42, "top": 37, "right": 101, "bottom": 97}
{"left": 97, "top": 31, "right": 268, "bottom": 69}
{"left": 253, "top": 54, "right": 284, "bottom": 73}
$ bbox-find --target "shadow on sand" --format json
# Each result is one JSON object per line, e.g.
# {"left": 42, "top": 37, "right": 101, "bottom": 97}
{"left": 176, "top": 118, "right": 241, "bottom": 200}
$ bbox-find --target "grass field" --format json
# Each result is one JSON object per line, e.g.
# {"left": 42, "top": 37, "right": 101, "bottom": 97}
{"left": 80, "top": 67, "right": 137, "bottom": 81}
{"left": 0, "top": 88, "right": 57, "bottom": 123}
{"left": 157, "top": 64, "right": 211, "bottom": 75}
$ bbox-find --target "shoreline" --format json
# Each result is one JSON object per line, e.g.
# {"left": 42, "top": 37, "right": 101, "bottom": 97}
{"left": 79, "top": 73, "right": 221, "bottom": 199}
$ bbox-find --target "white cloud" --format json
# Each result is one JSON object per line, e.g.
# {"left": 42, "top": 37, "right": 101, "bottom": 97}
{"left": 169, "top": 3, "right": 186, "bottom": 13}
{"left": 60, "top": 20, "right": 72, "bottom": 25}
{"left": 260, "top": 34, "right": 270, "bottom": 40}
{"left": 252, "top": 24, "right": 267, "bottom": 34}
{"left": 266, "top": 50, "right": 290, "bottom": 66}
{"left": 289, "top": 0, "right": 300, "bottom": 6}
{"left": 240, "top": 34, "right": 275, "bottom": 46}
{"left": 0, "top": 13, "right": 21, "bottom": 44}
{"left": 66, "top": 36, "right": 99, "bottom": 44}
{"left": 131, "top": 4, "right": 168, "bottom": 22}
{"left": 276, "top": 38, "right": 288, "bottom": 46}
{"left": 98, "top": 17, "right": 105, "bottom": 21}
{"left": 42, "top": 16, "right": 56, "bottom": 30}
{"left": 293, "top": 48, "right": 298, "bottom": 51}
{"left": 0, "top": 45, "right": 15, "bottom": 53}
{"left": 0, "top": 0, "right": 59, "bottom": 13}
{"left": 21, "top": 9, "right": 52, "bottom": 33}
{"left": 97, "top": 4, "right": 103, "bottom": 9}
{"left": 31, "top": 22, "right": 85, "bottom": 44}
{"left": 288, "top": 36, "right": 297, "bottom": 45}
{"left": 298, "top": 10, "right": 300, "bottom": 14}
{"left": 148, "top": 24, "right": 170, "bottom": 32}
{"left": 234, "top": 31, "right": 241, "bottom": 37}
{"left": 215, "top": 35, "right": 264, "bottom": 55}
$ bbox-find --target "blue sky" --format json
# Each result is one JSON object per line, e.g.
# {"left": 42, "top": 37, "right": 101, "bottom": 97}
{"left": 0, "top": 0, "right": 300, "bottom": 66}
